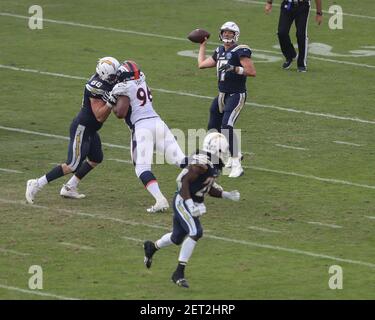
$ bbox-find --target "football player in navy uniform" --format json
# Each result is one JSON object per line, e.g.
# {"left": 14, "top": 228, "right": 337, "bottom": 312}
{"left": 25, "top": 57, "right": 120, "bottom": 204}
{"left": 197, "top": 21, "right": 256, "bottom": 178}
{"left": 143, "top": 133, "right": 240, "bottom": 288}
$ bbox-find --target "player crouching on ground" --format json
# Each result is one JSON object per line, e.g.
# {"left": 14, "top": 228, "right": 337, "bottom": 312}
{"left": 143, "top": 132, "right": 240, "bottom": 288}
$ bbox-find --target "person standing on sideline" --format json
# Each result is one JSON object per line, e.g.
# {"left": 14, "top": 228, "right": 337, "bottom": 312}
{"left": 265, "top": 0, "right": 323, "bottom": 72}
{"left": 197, "top": 21, "right": 256, "bottom": 178}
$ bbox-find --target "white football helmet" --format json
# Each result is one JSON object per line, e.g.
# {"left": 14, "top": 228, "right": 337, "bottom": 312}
{"left": 202, "top": 132, "right": 229, "bottom": 166}
{"left": 219, "top": 21, "right": 240, "bottom": 44}
{"left": 96, "top": 56, "right": 120, "bottom": 84}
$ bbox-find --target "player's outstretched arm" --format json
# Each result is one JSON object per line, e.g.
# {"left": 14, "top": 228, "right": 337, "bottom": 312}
{"left": 112, "top": 96, "right": 130, "bottom": 119}
{"left": 90, "top": 97, "right": 112, "bottom": 123}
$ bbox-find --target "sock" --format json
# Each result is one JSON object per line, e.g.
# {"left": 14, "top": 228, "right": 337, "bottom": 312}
{"left": 66, "top": 175, "right": 80, "bottom": 188}
{"left": 36, "top": 175, "right": 48, "bottom": 188}
{"left": 139, "top": 171, "right": 165, "bottom": 201}
{"left": 45, "top": 165, "right": 64, "bottom": 183}
{"left": 146, "top": 181, "right": 165, "bottom": 202}
{"left": 155, "top": 232, "right": 173, "bottom": 249}
{"left": 178, "top": 237, "right": 197, "bottom": 264}
{"left": 75, "top": 160, "right": 94, "bottom": 180}
{"left": 176, "top": 262, "right": 186, "bottom": 275}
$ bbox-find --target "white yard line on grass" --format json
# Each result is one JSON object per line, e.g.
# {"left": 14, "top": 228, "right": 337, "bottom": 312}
{"left": 365, "top": 216, "right": 375, "bottom": 220}
{"left": 1, "top": 12, "right": 375, "bottom": 69}
{"left": 107, "top": 158, "right": 134, "bottom": 164}
{"left": 122, "top": 236, "right": 144, "bottom": 243}
{"left": 333, "top": 141, "right": 362, "bottom": 147}
{"left": 1, "top": 65, "right": 375, "bottom": 125}
{"left": 1, "top": 125, "right": 374, "bottom": 191}
{"left": 0, "top": 284, "right": 79, "bottom": 300}
{"left": 247, "top": 226, "right": 282, "bottom": 233}
{"left": 307, "top": 221, "right": 343, "bottom": 229}
{"left": 0, "top": 168, "right": 22, "bottom": 173}
{"left": 275, "top": 144, "right": 309, "bottom": 151}
{"left": 0, "top": 248, "right": 30, "bottom": 256}
{"left": 59, "top": 242, "right": 94, "bottom": 250}
{"left": 1, "top": 198, "right": 375, "bottom": 269}
{"left": 0, "top": 124, "right": 128, "bottom": 150}
{"left": 244, "top": 165, "right": 375, "bottom": 190}
{"left": 234, "top": 0, "right": 375, "bottom": 20}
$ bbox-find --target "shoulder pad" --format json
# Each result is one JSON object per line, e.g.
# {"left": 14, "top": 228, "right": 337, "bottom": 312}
{"left": 111, "top": 82, "right": 132, "bottom": 97}
{"left": 231, "top": 44, "right": 252, "bottom": 53}
{"left": 85, "top": 83, "right": 106, "bottom": 96}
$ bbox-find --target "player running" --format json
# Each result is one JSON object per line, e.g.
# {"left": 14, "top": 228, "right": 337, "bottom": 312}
{"left": 143, "top": 132, "right": 240, "bottom": 288}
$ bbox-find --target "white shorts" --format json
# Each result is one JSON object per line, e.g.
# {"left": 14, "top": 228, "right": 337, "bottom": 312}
{"left": 131, "top": 117, "right": 185, "bottom": 177}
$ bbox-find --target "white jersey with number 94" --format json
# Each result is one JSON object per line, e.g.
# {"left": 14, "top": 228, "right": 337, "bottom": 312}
{"left": 111, "top": 72, "right": 159, "bottom": 127}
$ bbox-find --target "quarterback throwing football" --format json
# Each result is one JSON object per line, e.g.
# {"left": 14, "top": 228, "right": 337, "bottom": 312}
{"left": 198, "top": 21, "right": 256, "bottom": 178}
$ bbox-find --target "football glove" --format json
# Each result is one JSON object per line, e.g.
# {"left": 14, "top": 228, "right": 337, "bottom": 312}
{"left": 103, "top": 91, "right": 118, "bottom": 107}
{"left": 185, "top": 199, "right": 202, "bottom": 217}
{"left": 218, "top": 63, "right": 236, "bottom": 73}
{"left": 222, "top": 190, "right": 240, "bottom": 202}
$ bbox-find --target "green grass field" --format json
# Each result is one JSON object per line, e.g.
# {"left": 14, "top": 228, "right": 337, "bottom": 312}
{"left": 0, "top": 0, "right": 374, "bottom": 300}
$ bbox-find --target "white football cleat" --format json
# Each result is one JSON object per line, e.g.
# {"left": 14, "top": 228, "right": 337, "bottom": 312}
{"left": 225, "top": 157, "right": 233, "bottom": 168}
{"left": 147, "top": 198, "right": 169, "bottom": 213}
{"left": 228, "top": 159, "right": 244, "bottom": 178}
{"left": 225, "top": 153, "right": 243, "bottom": 168}
{"left": 60, "top": 184, "right": 86, "bottom": 199}
{"left": 25, "top": 179, "right": 42, "bottom": 204}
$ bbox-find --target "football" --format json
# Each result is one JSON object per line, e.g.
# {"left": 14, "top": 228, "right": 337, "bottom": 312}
{"left": 187, "top": 28, "right": 210, "bottom": 43}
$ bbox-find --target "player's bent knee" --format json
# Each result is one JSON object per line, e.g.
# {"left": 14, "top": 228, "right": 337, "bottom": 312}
{"left": 190, "top": 230, "right": 203, "bottom": 242}
{"left": 171, "top": 234, "right": 185, "bottom": 245}
{"left": 61, "top": 163, "right": 74, "bottom": 175}
{"left": 87, "top": 160, "right": 99, "bottom": 168}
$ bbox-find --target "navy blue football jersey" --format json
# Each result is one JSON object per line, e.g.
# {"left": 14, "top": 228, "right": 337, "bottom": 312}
{"left": 75, "top": 74, "right": 114, "bottom": 131}
{"left": 177, "top": 152, "right": 221, "bottom": 203}
{"left": 212, "top": 44, "right": 252, "bottom": 93}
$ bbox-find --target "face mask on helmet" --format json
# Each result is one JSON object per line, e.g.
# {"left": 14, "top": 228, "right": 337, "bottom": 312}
{"left": 117, "top": 60, "right": 141, "bottom": 82}
{"left": 202, "top": 132, "right": 229, "bottom": 168}
{"left": 96, "top": 57, "right": 120, "bottom": 84}
{"left": 219, "top": 21, "right": 240, "bottom": 44}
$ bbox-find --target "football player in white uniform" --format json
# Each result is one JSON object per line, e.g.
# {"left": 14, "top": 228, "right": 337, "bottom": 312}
{"left": 105, "top": 61, "right": 187, "bottom": 213}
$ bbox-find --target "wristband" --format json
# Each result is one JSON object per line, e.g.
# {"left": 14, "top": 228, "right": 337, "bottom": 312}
{"left": 236, "top": 66, "right": 244, "bottom": 75}
{"left": 316, "top": 11, "right": 323, "bottom": 16}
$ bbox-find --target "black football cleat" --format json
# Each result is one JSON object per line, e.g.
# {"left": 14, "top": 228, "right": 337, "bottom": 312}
{"left": 282, "top": 59, "right": 293, "bottom": 70}
{"left": 297, "top": 66, "right": 307, "bottom": 72}
{"left": 171, "top": 271, "right": 189, "bottom": 288}
{"left": 143, "top": 241, "right": 157, "bottom": 269}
